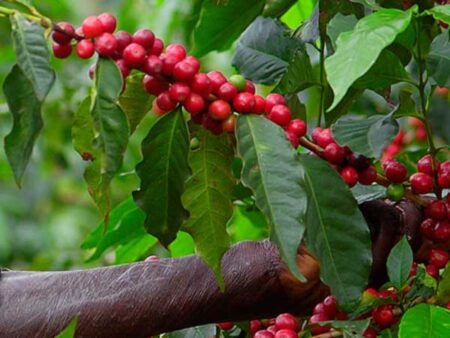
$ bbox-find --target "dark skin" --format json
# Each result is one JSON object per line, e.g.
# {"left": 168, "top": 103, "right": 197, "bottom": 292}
{"left": 0, "top": 200, "right": 423, "bottom": 338}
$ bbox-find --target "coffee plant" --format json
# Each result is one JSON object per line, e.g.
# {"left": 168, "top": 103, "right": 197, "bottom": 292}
{"left": 0, "top": 0, "right": 450, "bottom": 337}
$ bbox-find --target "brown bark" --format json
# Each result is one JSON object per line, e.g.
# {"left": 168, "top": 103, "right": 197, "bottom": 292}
{"left": 0, "top": 200, "right": 422, "bottom": 338}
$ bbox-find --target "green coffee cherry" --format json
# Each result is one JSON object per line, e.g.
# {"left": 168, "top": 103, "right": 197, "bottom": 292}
{"left": 229, "top": 74, "right": 246, "bottom": 91}
{"left": 386, "top": 184, "right": 405, "bottom": 202}
{"left": 190, "top": 137, "right": 200, "bottom": 151}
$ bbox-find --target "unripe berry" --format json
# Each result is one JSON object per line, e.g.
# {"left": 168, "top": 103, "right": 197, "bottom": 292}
{"left": 275, "top": 313, "right": 298, "bottom": 331}
{"left": 169, "top": 83, "right": 191, "bottom": 102}
{"left": 207, "top": 71, "right": 227, "bottom": 94}
{"left": 426, "top": 200, "right": 447, "bottom": 220}
{"left": 115, "top": 31, "right": 132, "bottom": 52}
{"left": 143, "top": 55, "right": 163, "bottom": 75}
{"left": 82, "top": 16, "right": 104, "bottom": 38}
{"left": 268, "top": 105, "right": 291, "bottom": 126}
{"left": 429, "top": 248, "right": 449, "bottom": 268}
{"left": 156, "top": 91, "right": 177, "bottom": 112}
{"left": 384, "top": 160, "right": 407, "bottom": 183}
{"left": 183, "top": 93, "right": 205, "bottom": 115}
{"left": 265, "top": 93, "right": 286, "bottom": 113}
{"left": 340, "top": 166, "right": 358, "bottom": 187}
{"left": 233, "top": 92, "right": 256, "bottom": 114}
{"left": 222, "top": 115, "right": 237, "bottom": 134}
{"left": 417, "top": 154, "right": 439, "bottom": 176}
{"left": 191, "top": 73, "right": 211, "bottom": 96}
{"left": 53, "top": 43, "right": 72, "bottom": 59}
{"left": 123, "top": 43, "right": 146, "bottom": 68}
{"left": 165, "top": 43, "right": 186, "bottom": 61}
{"left": 372, "top": 305, "right": 395, "bottom": 328}
{"left": 217, "top": 322, "right": 234, "bottom": 330}
{"left": 410, "top": 172, "right": 434, "bottom": 194}
{"left": 151, "top": 38, "right": 164, "bottom": 56}
{"left": 229, "top": 74, "right": 246, "bottom": 91}
{"left": 274, "top": 329, "right": 297, "bottom": 338}
{"left": 426, "top": 264, "right": 439, "bottom": 279}
{"left": 133, "top": 29, "right": 155, "bottom": 50}
{"left": 358, "top": 166, "right": 377, "bottom": 185}
{"left": 173, "top": 60, "right": 199, "bottom": 82}
{"left": 324, "top": 143, "right": 346, "bottom": 165}
{"left": 386, "top": 184, "right": 405, "bottom": 202}
{"left": 287, "top": 119, "right": 307, "bottom": 138}
{"left": 209, "top": 100, "right": 232, "bottom": 120}
{"left": 97, "top": 13, "right": 117, "bottom": 33}
{"left": 253, "top": 95, "right": 266, "bottom": 114}
{"left": 95, "top": 33, "right": 118, "bottom": 57}
{"left": 52, "top": 22, "right": 75, "bottom": 44}
{"left": 115, "top": 59, "right": 130, "bottom": 78}
{"left": 217, "top": 82, "right": 238, "bottom": 101}
{"left": 143, "top": 75, "right": 169, "bottom": 96}
{"left": 76, "top": 39, "right": 95, "bottom": 59}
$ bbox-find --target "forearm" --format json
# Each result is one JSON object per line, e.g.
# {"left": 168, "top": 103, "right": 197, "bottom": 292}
{"left": 0, "top": 240, "right": 326, "bottom": 338}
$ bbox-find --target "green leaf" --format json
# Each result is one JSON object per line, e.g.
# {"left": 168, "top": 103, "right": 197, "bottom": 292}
{"left": 10, "top": 13, "right": 55, "bottom": 101}
{"left": 192, "top": 0, "right": 265, "bottom": 57}
{"left": 426, "top": 31, "right": 450, "bottom": 88}
{"left": 87, "top": 58, "right": 130, "bottom": 220}
{"left": 119, "top": 72, "right": 153, "bottom": 134}
{"left": 299, "top": 154, "right": 372, "bottom": 311}
{"left": 72, "top": 96, "right": 95, "bottom": 161}
{"left": 393, "top": 90, "right": 421, "bottom": 119}
{"left": 232, "top": 16, "right": 305, "bottom": 85}
{"left": 437, "top": 263, "right": 450, "bottom": 305}
{"left": 236, "top": 115, "right": 307, "bottom": 281}
{"left": 134, "top": 108, "right": 190, "bottom": 246}
{"left": 351, "top": 184, "right": 386, "bottom": 204}
{"left": 353, "top": 50, "right": 411, "bottom": 90}
{"left": 399, "top": 304, "right": 450, "bottom": 338}
{"left": 325, "top": 7, "right": 415, "bottom": 110}
{"left": 330, "top": 319, "right": 370, "bottom": 338}
{"left": 115, "top": 234, "right": 158, "bottom": 264}
{"left": 425, "top": 5, "right": 450, "bottom": 25}
{"left": 55, "top": 317, "right": 78, "bottom": 338}
{"left": 325, "top": 88, "right": 364, "bottom": 126}
{"left": 164, "top": 324, "right": 217, "bottom": 338}
{"left": 275, "top": 47, "right": 314, "bottom": 94}
{"left": 182, "top": 126, "right": 234, "bottom": 285}
{"left": 262, "top": 0, "right": 296, "bottom": 18}
{"left": 430, "top": 96, "right": 450, "bottom": 144}
{"left": 327, "top": 13, "right": 358, "bottom": 49}
{"left": 3, "top": 65, "right": 43, "bottom": 186}
{"left": 386, "top": 236, "right": 413, "bottom": 289}
{"left": 332, "top": 113, "right": 399, "bottom": 159}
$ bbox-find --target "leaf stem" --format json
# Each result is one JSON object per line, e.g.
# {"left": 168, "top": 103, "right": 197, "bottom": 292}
{"left": 0, "top": 5, "right": 50, "bottom": 27}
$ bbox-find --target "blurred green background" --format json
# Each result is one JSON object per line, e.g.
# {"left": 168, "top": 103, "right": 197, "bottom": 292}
{"left": 0, "top": 0, "right": 315, "bottom": 271}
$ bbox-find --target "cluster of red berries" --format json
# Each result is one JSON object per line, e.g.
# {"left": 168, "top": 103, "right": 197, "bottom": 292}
{"left": 309, "top": 127, "right": 378, "bottom": 187}
{"left": 51, "top": 13, "right": 307, "bottom": 141}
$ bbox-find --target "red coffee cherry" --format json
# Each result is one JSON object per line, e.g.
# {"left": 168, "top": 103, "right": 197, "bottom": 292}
{"left": 183, "top": 93, "right": 205, "bottom": 115}
{"left": 274, "top": 329, "right": 297, "bottom": 338}
{"left": 254, "top": 330, "right": 275, "bottom": 338}
{"left": 151, "top": 38, "right": 164, "bottom": 56}
{"left": 209, "top": 100, "right": 232, "bottom": 121}
{"left": 207, "top": 71, "right": 227, "bottom": 94}
{"left": 217, "top": 322, "right": 234, "bottom": 330}
{"left": 143, "top": 75, "right": 169, "bottom": 96}
{"left": 156, "top": 91, "right": 177, "bottom": 112}
{"left": 161, "top": 54, "right": 180, "bottom": 77}
{"left": 438, "top": 171, "right": 450, "bottom": 189}
{"left": 122, "top": 42, "right": 146, "bottom": 68}
{"left": 115, "top": 59, "right": 130, "bottom": 78}
{"left": 115, "top": 31, "right": 133, "bottom": 52}
{"left": 314, "top": 128, "right": 334, "bottom": 148}
{"left": 372, "top": 304, "right": 395, "bottom": 328}
{"left": 384, "top": 160, "right": 407, "bottom": 183}
{"left": 245, "top": 80, "right": 256, "bottom": 94}
{"left": 363, "top": 327, "right": 378, "bottom": 338}
{"left": 323, "top": 296, "right": 337, "bottom": 318}
{"left": 358, "top": 166, "right": 377, "bottom": 185}
{"left": 308, "top": 313, "right": 330, "bottom": 335}
{"left": 95, "top": 33, "right": 118, "bottom": 57}
{"left": 191, "top": 73, "right": 211, "bottom": 96}
{"left": 312, "top": 303, "right": 327, "bottom": 315}
{"left": 184, "top": 56, "right": 200, "bottom": 70}
{"left": 425, "top": 200, "right": 447, "bottom": 220}
{"left": 429, "top": 248, "right": 449, "bottom": 268}
{"left": 202, "top": 115, "right": 223, "bottom": 135}
{"left": 173, "top": 60, "right": 199, "bottom": 82}
{"left": 165, "top": 43, "right": 186, "bottom": 60}
{"left": 143, "top": 55, "right": 163, "bottom": 75}
{"left": 222, "top": 114, "right": 237, "bottom": 134}
{"left": 420, "top": 218, "right": 437, "bottom": 240}
{"left": 275, "top": 313, "right": 298, "bottom": 331}
{"left": 434, "top": 220, "right": 450, "bottom": 242}
{"left": 285, "top": 131, "right": 299, "bottom": 149}
{"left": 265, "top": 93, "right": 286, "bottom": 114}
{"left": 253, "top": 95, "right": 266, "bottom": 114}
{"left": 217, "top": 82, "right": 238, "bottom": 101}
{"left": 441, "top": 161, "right": 450, "bottom": 173}
{"left": 340, "top": 166, "right": 359, "bottom": 187}
{"left": 324, "top": 143, "right": 346, "bottom": 165}
{"left": 52, "top": 22, "right": 75, "bottom": 44}
{"left": 233, "top": 92, "right": 256, "bottom": 114}
{"left": 76, "top": 39, "right": 95, "bottom": 59}
{"left": 82, "top": 16, "right": 104, "bottom": 38}
{"left": 417, "top": 154, "right": 439, "bottom": 176}
{"left": 53, "top": 43, "right": 72, "bottom": 59}
{"left": 409, "top": 261, "right": 418, "bottom": 277}
{"left": 410, "top": 172, "right": 434, "bottom": 194}
{"left": 268, "top": 105, "right": 291, "bottom": 126}
{"left": 97, "top": 13, "right": 117, "bottom": 33}
{"left": 348, "top": 153, "right": 371, "bottom": 171}
{"left": 88, "top": 64, "right": 96, "bottom": 79}
{"left": 426, "top": 264, "right": 439, "bottom": 279}
{"left": 133, "top": 29, "right": 155, "bottom": 50}
{"left": 169, "top": 83, "right": 191, "bottom": 102}
{"left": 287, "top": 119, "right": 307, "bottom": 138}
